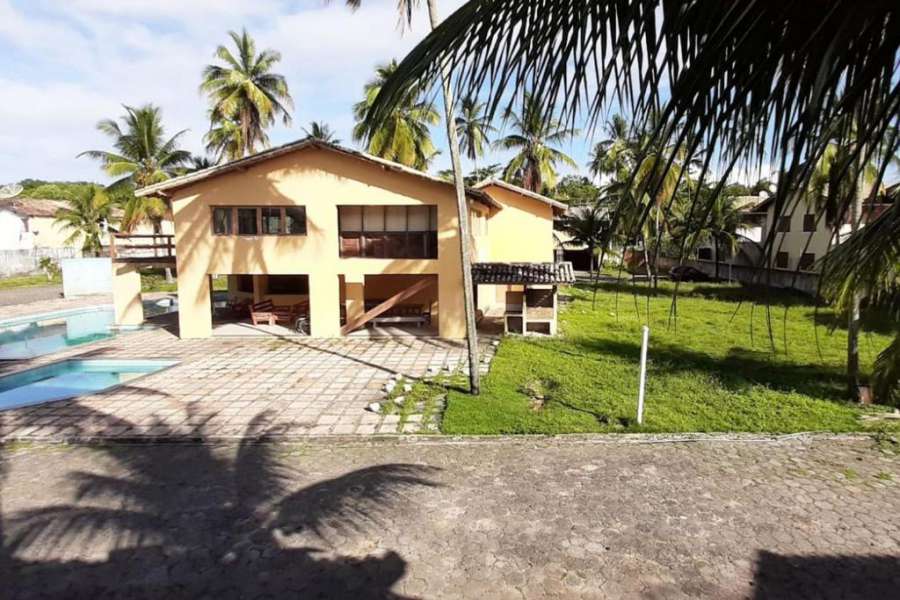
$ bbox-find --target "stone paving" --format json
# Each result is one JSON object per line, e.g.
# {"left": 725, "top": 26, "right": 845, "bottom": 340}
{"left": 0, "top": 284, "right": 65, "bottom": 308}
{"left": 2, "top": 436, "right": 899, "bottom": 598}
{"left": 0, "top": 298, "right": 492, "bottom": 440}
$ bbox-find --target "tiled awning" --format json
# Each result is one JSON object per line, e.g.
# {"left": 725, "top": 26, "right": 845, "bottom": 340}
{"left": 471, "top": 262, "right": 576, "bottom": 285}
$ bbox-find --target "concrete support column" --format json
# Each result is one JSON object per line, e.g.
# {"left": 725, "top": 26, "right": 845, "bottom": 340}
{"left": 177, "top": 269, "right": 212, "bottom": 338}
{"left": 309, "top": 272, "right": 341, "bottom": 337}
{"left": 438, "top": 273, "right": 466, "bottom": 338}
{"left": 112, "top": 263, "right": 144, "bottom": 326}
{"left": 344, "top": 273, "right": 365, "bottom": 325}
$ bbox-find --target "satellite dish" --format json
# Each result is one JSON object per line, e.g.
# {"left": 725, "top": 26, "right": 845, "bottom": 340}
{"left": 0, "top": 183, "right": 23, "bottom": 199}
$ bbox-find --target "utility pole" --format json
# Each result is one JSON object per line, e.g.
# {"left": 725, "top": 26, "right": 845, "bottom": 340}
{"left": 425, "top": 0, "right": 480, "bottom": 393}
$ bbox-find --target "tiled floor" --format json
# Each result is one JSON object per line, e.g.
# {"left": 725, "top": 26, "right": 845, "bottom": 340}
{"left": 0, "top": 305, "right": 491, "bottom": 441}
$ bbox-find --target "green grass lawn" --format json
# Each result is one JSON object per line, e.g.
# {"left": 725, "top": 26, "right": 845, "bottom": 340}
{"left": 442, "top": 281, "right": 897, "bottom": 435}
{"left": 0, "top": 273, "right": 61, "bottom": 289}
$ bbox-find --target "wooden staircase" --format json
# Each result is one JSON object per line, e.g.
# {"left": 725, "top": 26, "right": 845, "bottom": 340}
{"left": 340, "top": 278, "right": 434, "bottom": 335}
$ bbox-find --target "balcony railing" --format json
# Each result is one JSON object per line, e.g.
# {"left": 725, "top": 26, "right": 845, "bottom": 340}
{"left": 110, "top": 234, "right": 175, "bottom": 263}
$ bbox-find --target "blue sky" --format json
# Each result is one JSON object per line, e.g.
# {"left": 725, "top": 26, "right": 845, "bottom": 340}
{"left": 0, "top": 0, "right": 602, "bottom": 185}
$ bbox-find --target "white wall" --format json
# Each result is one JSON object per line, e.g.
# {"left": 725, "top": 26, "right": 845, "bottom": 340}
{"left": 61, "top": 257, "right": 112, "bottom": 297}
{"left": 0, "top": 210, "right": 29, "bottom": 250}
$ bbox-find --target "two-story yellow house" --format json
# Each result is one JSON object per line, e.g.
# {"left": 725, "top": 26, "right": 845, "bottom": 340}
{"left": 111, "top": 139, "right": 573, "bottom": 339}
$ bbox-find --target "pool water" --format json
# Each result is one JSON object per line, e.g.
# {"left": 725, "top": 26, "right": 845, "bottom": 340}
{"left": 0, "top": 308, "right": 116, "bottom": 360}
{"left": 0, "top": 359, "right": 177, "bottom": 410}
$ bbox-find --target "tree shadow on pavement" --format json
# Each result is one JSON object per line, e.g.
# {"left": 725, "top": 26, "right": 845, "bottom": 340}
{"left": 3, "top": 409, "right": 441, "bottom": 599}
{"left": 753, "top": 550, "right": 900, "bottom": 599}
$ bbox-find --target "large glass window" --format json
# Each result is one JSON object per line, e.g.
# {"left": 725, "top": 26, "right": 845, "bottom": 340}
{"left": 338, "top": 205, "right": 438, "bottom": 259}
{"left": 212, "top": 206, "right": 307, "bottom": 236}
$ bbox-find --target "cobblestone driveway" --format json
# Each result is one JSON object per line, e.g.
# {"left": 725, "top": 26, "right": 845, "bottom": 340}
{"left": 2, "top": 437, "right": 899, "bottom": 598}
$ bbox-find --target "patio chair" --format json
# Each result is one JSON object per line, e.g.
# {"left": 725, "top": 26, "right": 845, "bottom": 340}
{"left": 250, "top": 300, "right": 277, "bottom": 326}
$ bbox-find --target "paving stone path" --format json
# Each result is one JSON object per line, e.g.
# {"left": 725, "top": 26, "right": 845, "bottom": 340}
{"left": 3, "top": 436, "right": 899, "bottom": 598}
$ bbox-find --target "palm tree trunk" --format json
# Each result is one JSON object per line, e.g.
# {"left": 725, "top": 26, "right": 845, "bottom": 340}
{"left": 847, "top": 169, "right": 864, "bottom": 400}
{"left": 426, "top": 0, "right": 480, "bottom": 394}
{"left": 714, "top": 236, "right": 720, "bottom": 281}
{"left": 652, "top": 206, "right": 661, "bottom": 289}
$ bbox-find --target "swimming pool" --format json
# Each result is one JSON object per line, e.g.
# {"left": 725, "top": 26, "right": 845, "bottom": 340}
{"left": 0, "top": 307, "right": 117, "bottom": 360}
{"left": 0, "top": 359, "right": 177, "bottom": 410}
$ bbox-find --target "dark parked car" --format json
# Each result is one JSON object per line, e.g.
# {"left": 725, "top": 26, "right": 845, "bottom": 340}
{"left": 669, "top": 265, "right": 711, "bottom": 282}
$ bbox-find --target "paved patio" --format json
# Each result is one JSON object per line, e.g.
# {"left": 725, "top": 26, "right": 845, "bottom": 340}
{"left": 0, "top": 298, "right": 490, "bottom": 441}
{"left": 3, "top": 436, "right": 899, "bottom": 598}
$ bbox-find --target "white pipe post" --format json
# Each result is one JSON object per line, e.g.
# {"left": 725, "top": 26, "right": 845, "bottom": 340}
{"left": 637, "top": 325, "right": 650, "bottom": 425}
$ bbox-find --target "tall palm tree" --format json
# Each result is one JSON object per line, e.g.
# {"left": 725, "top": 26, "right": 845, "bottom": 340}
{"left": 303, "top": 121, "right": 341, "bottom": 144}
{"left": 366, "top": 3, "right": 898, "bottom": 395}
{"left": 342, "top": 0, "right": 482, "bottom": 394}
{"left": 588, "top": 114, "right": 638, "bottom": 183}
{"left": 79, "top": 104, "right": 190, "bottom": 194}
{"left": 455, "top": 96, "right": 495, "bottom": 171}
{"left": 352, "top": 60, "right": 440, "bottom": 170}
{"left": 820, "top": 191, "right": 900, "bottom": 405}
{"left": 201, "top": 28, "right": 293, "bottom": 160}
{"left": 495, "top": 92, "right": 578, "bottom": 192}
{"left": 54, "top": 185, "right": 115, "bottom": 257}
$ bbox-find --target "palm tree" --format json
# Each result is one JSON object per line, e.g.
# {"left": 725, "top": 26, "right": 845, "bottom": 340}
{"left": 79, "top": 104, "right": 190, "bottom": 193}
{"left": 557, "top": 203, "right": 611, "bottom": 274}
{"left": 455, "top": 97, "right": 495, "bottom": 170}
{"left": 342, "top": 0, "right": 482, "bottom": 394}
{"left": 820, "top": 191, "right": 900, "bottom": 405}
{"left": 495, "top": 92, "right": 578, "bottom": 192}
{"left": 79, "top": 104, "right": 188, "bottom": 282}
{"left": 352, "top": 60, "right": 440, "bottom": 170}
{"left": 200, "top": 28, "right": 293, "bottom": 160}
{"left": 588, "top": 114, "right": 639, "bottom": 183}
{"left": 187, "top": 155, "right": 216, "bottom": 172}
{"left": 54, "top": 185, "right": 115, "bottom": 257}
{"left": 366, "top": 3, "right": 898, "bottom": 386}
{"left": 303, "top": 121, "right": 341, "bottom": 144}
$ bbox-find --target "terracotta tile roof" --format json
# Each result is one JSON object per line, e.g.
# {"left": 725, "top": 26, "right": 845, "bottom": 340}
{"left": 471, "top": 262, "right": 576, "bottom": 285}
{"left": 0, "top": 198, "right": 66, "bottom": 218}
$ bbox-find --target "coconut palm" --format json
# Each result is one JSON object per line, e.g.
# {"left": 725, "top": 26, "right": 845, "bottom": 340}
{"left": 342, "top": 0, "right": 482, "bottom": 394}
{"left": 352, "top": 60, "right": 440, "bottom": 170}
{"left": 557, "top": 203, "right": 611, "bottom": 274}
{"left": 201, "top": 28, "right": 293, "bottom": 160}
{"left": 455, "top": 96, "right": 495, "bottom": 170}
{"left": 820, "top": 190, "right": 900, "bottom": 405}
{"left": 588, "top": 114, "right": 639, "bottom": 183}
{"left": 54, "top": 185, "right": 115, "bottom": 257}
{"left": 365, "top": 1, "right": 898, "bottom": 328}
{"left": 495, "top": 92, "right": 577, "bottom": 192}
{"left": 303, "top": 121, "right": 341, "bottom": 144}
{"left": 79, "top": 104, "right": 190, "bottom": 193}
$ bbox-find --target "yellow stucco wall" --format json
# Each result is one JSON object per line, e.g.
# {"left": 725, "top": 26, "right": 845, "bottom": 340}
{"left": 474, "top": 184, "right": 556, "bottom": 308}
{"left": 168, "top": 147, "right": 466, "bottom": 338}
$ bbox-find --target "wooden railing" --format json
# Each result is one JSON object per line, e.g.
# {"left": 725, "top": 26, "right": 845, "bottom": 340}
{"left": 110, "top": 234, "right": 175, "bottom": 263}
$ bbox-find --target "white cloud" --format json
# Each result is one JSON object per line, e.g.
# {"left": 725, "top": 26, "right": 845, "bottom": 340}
{"left": 0, "top": 0, "right": 575, "bottom": 184}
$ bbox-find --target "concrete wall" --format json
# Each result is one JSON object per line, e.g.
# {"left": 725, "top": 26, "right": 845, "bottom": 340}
{"left": 0, "top": 247, "right": 80, "bottom": 277}
{"left": 61, "top": 257, "right": 113, "bottom": 297}
{"left": 166, "top": 146, "right": 467, "bottom": 338}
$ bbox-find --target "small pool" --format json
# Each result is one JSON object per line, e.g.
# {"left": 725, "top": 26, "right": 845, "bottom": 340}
{"left": 0, "top": 359, "right": 177, "bottom": 410}
{"left": 0, "top": 307, "right": 117, "bottom": 360}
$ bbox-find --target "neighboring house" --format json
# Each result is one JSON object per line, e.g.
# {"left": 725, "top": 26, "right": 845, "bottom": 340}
{"left": 0, "top": 198, "right": 71, "bottom": 250}
{"left": 114, "top": 139, "right": 573, "bottom": 339}
{"left": 693, "top": 191, "right": 893, "bottom": 284}
{"left": 0, "top": 197, "right": 174, "bottom": 253}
